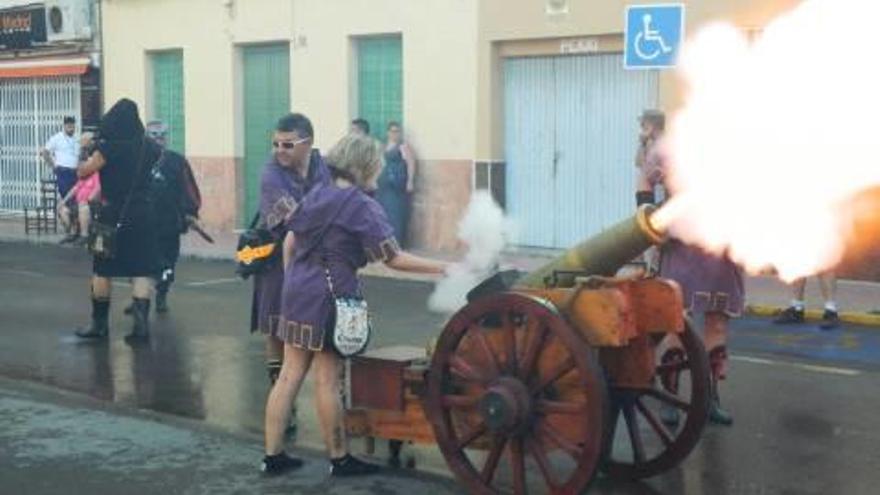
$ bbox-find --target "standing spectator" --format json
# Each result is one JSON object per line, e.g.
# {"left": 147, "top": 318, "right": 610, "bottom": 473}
{"left": 141, "top": 120, "right": 202, "bottom": 314}
{"left": 350, "top": 118, "right": 370, "bottom": 136}
{"left": 41, "top": 116, "right": 80, "bottom": 243}
{"left": 635, "top": 109, "right": 744, "bottom": 426}
{"left": 261, "top": 133, "right": 448, "bottom": 476}
{"left": 773, "top": 274, "right": 839, "bottom": 329}
{"left": 251, "top": 113, "right": 331, "bottom": 437}
{"left": 72, "top": 99, "right": 160, "bottom": 344}
{"left": 58, "top": 134, "right": 101, "bottom": 247}
{"left": 375, "top": 121, "right": 416, "bottom": 247}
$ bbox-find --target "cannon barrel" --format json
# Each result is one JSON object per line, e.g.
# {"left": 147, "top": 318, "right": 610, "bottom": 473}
{"left": 516, "top": 204, "right": 665, "bottom": 288}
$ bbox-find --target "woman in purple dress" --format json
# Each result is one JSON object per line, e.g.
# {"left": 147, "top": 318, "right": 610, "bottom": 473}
{"left": 261, "top": 134, "right": 449, "bottom": 476}
{"left": 636, "top": 109, "right": 744, "bottom": 426}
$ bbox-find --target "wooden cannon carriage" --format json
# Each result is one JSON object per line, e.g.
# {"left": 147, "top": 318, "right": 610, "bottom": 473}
{"left": 345, "top": 205, "right": 711, "bottom": 494}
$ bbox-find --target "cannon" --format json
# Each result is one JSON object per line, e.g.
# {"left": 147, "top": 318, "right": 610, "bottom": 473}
{"left": 345, "top": 205, "right": 711, "bottom": 494}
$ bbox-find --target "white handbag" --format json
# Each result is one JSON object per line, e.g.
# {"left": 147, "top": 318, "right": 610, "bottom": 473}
{"left": 325, "top": 268, "right": 372, "bottom": 357}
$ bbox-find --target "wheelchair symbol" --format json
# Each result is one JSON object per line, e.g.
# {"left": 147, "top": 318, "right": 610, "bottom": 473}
{"left": 634, "top": 14, "right": 673, "bottom": 61}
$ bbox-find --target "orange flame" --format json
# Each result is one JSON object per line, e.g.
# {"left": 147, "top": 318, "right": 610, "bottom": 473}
{"left": 655, "top": 0, "right": 880, "bottom": 282}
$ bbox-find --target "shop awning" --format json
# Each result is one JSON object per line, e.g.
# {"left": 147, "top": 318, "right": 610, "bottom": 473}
{"left": 0, "top": 57, "right": 90, "bottom": 79}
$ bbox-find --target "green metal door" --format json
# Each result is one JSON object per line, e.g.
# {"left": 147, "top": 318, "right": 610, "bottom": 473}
{"left": 151, "top": 51, "right": 185, "bottom": 154}
{"left": 357, "top": 36, "right": 402, "bottom": 141}
{"left": 243, "top": 44, "right": 290, "bottom": 221}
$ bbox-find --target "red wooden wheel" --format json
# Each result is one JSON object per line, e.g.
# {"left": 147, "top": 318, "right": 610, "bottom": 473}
{"left": 601, "top": 320, "right": 710, "bottom": 479}
{"left": 425, "top": 293, "right": 607, "bottom": 495}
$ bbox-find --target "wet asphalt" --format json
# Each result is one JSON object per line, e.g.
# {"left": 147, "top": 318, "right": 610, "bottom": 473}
{"left": 1, "top": 241, "right": 879, "bottom": 494}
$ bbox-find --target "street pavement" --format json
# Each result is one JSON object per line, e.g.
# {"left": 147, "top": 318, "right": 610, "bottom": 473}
{"left": 1, "top": 241, "right": 880, "bottom": 494}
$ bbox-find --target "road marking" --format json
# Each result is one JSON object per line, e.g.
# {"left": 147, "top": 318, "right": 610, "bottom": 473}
{"left": 732, "top": 355, "right": 862, "bottom": 376}
{"left": 185, "top": 278, "right": 240, "bottom": 287}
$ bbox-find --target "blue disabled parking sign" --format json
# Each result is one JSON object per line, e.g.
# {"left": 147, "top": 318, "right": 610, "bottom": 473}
{"left": 625, "top": 4, "right": 685, "bottom": 69}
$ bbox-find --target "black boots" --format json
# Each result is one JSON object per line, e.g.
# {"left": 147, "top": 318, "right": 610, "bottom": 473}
{"left": 155, "top": 290, "right": 169, "bottom": 313}
{"left": 708, "top": 346, "right": 733, "bottom": 426}
{"left": 124, "top": 298, "right": 151, "bottom": 344}
{"left": 75, "top": 298, "right": 110, "bottom": 339}
{"left": 124, "top": 290, "right": 169, "bottom": 315}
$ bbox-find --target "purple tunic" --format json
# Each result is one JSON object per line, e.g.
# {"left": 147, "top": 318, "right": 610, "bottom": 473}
{"left": 250, "top": 150, "right": 330, "bottom": 335}
{"left": 644, "top": 141, "right": 745, "bottom": 317}
{"left": 276, "top": 184, "right": 400, "bottom": 350}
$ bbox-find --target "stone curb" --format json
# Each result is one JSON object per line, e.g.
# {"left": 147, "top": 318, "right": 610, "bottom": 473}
{"left": 746, "top": 304, "right": 880, "bottom": 327}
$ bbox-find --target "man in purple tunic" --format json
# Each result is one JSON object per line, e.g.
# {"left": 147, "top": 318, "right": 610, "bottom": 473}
{"left": 636, "top": 109, "right": 744, "bottom": 426}
{"left": 261, "top": 134, "right": 449, "bottom": 476}
{"left": 250, "top": 113, "right": 330, "bottom": 437}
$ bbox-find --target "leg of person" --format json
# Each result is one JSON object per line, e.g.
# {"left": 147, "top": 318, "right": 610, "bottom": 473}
{"left": 312, "top": 350, "right": 380, "bottom": 476}
{"left": 75, "top": 276, "right": 112, "bottom": 339}
{"left": 74, "top": 203, "right": 90, "bottom": 246}
{"left": 125, "top": 277, "right": 154, "bottom": 343}
{"left": 818, "top": 272, "right": 840, "bottom": 330}
{"left": 774, "top": 277, "right": 806, "bottom": 324}
{"left": 154, "top": 234, "right": 180, "bottom": 314}
{"left": 263, "top": 343, "right": 313, "bottom": 474}
{"left": 55, "top": 168, "right": 78, "bottom": 241}
{"left": 265, "top": 336, "right": 299, "bottom": 440}
{"left": 704, "top": 311, "right": 733, "bottom": 426}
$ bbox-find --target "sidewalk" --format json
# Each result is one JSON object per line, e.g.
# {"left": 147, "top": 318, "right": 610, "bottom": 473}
{"left": 4, "top": 214, "right": 879, "bottom": 326}
{"left": 0, "top": 377, "right": 460, "bottom": 495}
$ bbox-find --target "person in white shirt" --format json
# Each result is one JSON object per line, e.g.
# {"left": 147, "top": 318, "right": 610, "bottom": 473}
{"left": 41, "top": 116, "right": 81, "bottom": 242}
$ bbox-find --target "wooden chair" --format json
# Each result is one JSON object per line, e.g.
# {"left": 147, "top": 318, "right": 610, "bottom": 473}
{"left": 24, "top": 177, "right": 59, "bottom": 235}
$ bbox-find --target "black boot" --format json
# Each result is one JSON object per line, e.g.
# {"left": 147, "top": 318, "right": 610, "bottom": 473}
{"left": 708, "top": 346, "right": 733, "bottom": 426}
{"left": 124, "top": 298, "right": 151, "bottom": 344}
{"left": 75, "top": 298, "right": 110, "bottom": 339}
{"left": 155, "top": 290, "right": 169, "bottom": 314}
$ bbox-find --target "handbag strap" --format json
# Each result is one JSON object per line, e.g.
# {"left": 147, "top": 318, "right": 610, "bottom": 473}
{"left": 115, "top": 138, "right": 149, "bottom": 228}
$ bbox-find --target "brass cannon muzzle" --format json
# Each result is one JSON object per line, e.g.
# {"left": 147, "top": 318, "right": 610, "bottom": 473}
{"left": 516, "top": 204, "right": 666, "bottom": 289}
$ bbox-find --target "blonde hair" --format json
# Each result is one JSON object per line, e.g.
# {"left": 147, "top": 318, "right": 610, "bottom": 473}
{"left": 327, "top": 134, "right": 384, "bottom": 187}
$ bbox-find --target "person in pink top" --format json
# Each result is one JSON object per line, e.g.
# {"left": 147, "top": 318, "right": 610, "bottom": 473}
{"left": 60, "top": 133, "right": 102, "bottom": 246}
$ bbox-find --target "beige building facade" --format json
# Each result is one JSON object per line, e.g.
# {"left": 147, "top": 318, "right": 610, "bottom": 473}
{"left": 101, "top": 0, "right": 801, "bottom": 252}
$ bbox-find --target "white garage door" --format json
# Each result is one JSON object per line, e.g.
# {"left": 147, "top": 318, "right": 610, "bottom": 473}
{"left": 504, "top": 54, "right": 658, "bottom": 248}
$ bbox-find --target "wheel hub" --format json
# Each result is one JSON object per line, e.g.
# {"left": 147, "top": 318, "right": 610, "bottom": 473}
{"left": 479, "top": 377, "right": 533, "bottom": 433}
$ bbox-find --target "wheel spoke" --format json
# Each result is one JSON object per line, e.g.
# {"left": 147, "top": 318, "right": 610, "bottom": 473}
{"left": 470, "top": 325, "right": 502, "bottom": 379}
{"left": 537, "top": 399, "right": 587, "bottom": 415}
{"left": 441, "top": 394, "right": 480, "bottom": 409}
{"left": 635, "top": 398, "right": 674, "bottom": 447}
{"left": 607, "top": 399, "right": 622, "bottom": 441}
{"left": 622, "top": 404, "right": 647, "bottom": 465}
{"left": 526, "top": 437, "right": 558, "bottom": 490}
{"left": 481, "top": 435, "right": 508, "bottom": 484}
{"left": 456, "top": 421, "right": 489, "bottom": 449}
{"left": 530, "top": 356, "right": 575, "bottom": 394}
{"left": 449, "top": 355, "right": 491, "bottom": 385}
{"left": 518, "top": 320, "right": 548, "bottom": 379}
{"left": 539, "top": 421, "right": 582, "bottom": 459}
{"left": 502, "top": 311, "right": 518, "bottom": 374}
{"left": 510, "top": 437, "right": 527, "bottom": 495}
{"left": 640, "top": 387, "right": 691, "bottom": 411}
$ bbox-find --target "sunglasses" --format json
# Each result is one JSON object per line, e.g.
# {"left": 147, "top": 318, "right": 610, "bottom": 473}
{"left": 272, "top": 136, "right": 310, "bottom": 149}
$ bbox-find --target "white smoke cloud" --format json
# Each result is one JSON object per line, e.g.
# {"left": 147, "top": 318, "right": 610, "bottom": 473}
{"left": 428, "top": 191, "right": 515, "bottom": 313}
